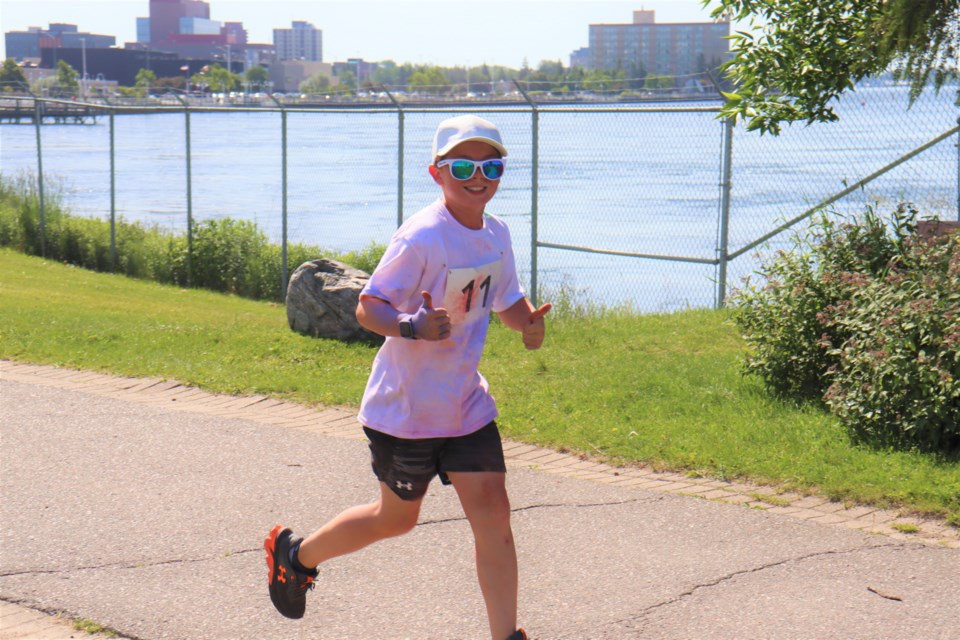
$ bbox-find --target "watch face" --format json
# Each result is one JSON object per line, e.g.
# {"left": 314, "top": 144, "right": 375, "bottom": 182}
{"left": 399, "top": 321, "right": 414, "bottom": 338}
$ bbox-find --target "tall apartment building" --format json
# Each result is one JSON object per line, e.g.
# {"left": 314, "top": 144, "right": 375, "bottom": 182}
{"left": 273, "top": 21, "right": 322, "bottom": 62}
{"left": 587, "top": 10, "right": 729, "bottom": 78}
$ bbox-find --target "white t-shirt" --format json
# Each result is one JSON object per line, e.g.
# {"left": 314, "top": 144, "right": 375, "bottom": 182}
{"left": 358, "top": 199, "right": 525, "bottom": 439}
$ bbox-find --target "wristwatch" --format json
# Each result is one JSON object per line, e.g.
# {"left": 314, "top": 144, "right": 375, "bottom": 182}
{"left": 398, "top": 317, "right": 416, "bottom": 339}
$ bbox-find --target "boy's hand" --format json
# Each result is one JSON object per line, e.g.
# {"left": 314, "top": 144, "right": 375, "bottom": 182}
{"left": 522, "top": 303, "right": 552, "bottom": 350}
{"left": 410, "top": 291, "right": 451, "bottom": 341}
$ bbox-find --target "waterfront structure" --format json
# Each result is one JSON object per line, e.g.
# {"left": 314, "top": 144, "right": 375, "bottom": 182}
{"left": 135, "top": 0, "right": 248, "bottom": 65}
{"left": 5, "top": 23, "right": 115, "bottom": 61}
{"left": 273, "top": 21, "right": 323, "bottom": 62}
{"left": 146, "top": 0, "right": 211, "bottom": 46}
{"left": 586, "top": 10, "right": 729, "bottom": 79}
{"left": 38, "top": 47, "right": 206, "bottom": 86}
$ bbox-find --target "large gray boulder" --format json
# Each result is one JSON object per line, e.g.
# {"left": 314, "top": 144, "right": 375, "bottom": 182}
{"left": 286, "top": 259, "right": 379, "bottom": 342}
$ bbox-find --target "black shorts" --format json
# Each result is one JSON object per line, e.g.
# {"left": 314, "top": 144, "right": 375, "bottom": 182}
{"left": 363, "top": 421, "right": 507, "bottom": 501}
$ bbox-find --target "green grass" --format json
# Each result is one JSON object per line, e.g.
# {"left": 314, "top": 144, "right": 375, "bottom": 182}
{"left": 2, "top": 248, "right": 958, "bottom": 523}
{"left": 72, "top": 618, "right": 117, "bottom": 636}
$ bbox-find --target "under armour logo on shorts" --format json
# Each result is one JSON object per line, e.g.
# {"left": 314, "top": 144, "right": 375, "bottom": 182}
{"left": 396, "top": 480, "right": 413, "bottom": 491}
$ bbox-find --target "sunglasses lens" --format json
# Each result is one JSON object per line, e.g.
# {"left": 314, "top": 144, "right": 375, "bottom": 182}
{"left": 450, "top": 160, "right": 477, "bottom": 180}
{"left": 481, "top": 160, "right": 505, "bottom": 180}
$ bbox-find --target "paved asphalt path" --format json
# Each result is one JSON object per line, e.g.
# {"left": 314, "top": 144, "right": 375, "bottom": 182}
{"left": 2, "top": 376, "right": 959, "bottom": 640}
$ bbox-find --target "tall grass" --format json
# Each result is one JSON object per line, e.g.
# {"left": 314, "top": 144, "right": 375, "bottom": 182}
{"left": 0, "top": 173, "right": 384, "bottom": 301}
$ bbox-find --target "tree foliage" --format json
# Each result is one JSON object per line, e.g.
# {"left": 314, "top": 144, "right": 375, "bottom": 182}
{"left": 408, "top": 67, "right": 447, "bottom": 93}
{"left": 245, "top": 65, "right": 268, "bottom": 90}
{"left": 190, "top": 64, "right": 239, "bottom": 93}
{"left": 299, "top": 71, "right": 331, "bottom": 94}
{"left": 134, "top": 68, "right": 156, "bottom": 96}
{"left": 707, "top": 0, "right": 960, "bottom": 134}
{"left": 55, "top": 60, "right": 80, "bottom": 96}
{"left": 0, "top": 58, "right": 27, "bottom": 89}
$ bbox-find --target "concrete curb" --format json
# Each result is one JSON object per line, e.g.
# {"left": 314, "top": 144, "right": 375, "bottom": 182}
{"left": 0, "top": 600, "right": 129, "bottom": 639}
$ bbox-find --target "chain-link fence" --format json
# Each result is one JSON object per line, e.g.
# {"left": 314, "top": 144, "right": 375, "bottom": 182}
{"left": 2, "top": 86, "right": 957, "bottom": 311}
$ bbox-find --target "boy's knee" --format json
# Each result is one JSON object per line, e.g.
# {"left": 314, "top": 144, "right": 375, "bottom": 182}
{"left": 378, "top": 507, "right": 420, "bottom": 538}
{"left": 471, "top": 494, "right": 513, "bottom": 531}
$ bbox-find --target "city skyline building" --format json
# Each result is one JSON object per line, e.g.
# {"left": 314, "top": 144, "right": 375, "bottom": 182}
{"left": 180, "top": 16, "right": 222, "bottom": 36}
{"left": 4, "top": 23, "right": 115, "bottom": 61}
{"left": 133, "top": 0, "right": 253, "bottom": 67}
{"left": 146, "top": 0, "right": 210, "bottom": 46}
{"left": 586, "top": 9, "right": 729, "bottom": 79}
{"left": 273, "top": 21, "right": 322, "bottom": 62}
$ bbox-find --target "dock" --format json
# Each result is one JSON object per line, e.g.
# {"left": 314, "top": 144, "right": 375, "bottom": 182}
{"left": 0, "top": 98, "right": 98, "bottom": 125}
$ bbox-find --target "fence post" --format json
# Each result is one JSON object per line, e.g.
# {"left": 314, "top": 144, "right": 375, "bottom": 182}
{"left": 174, "top": 94, "right": 193, "bottom": 286}
{"left": 109, "top": 107, "right": 117, "bottom": 269}
{"left": 32, "top": 96, "right": 46, "bottom": 258}
{"left": 515, "top": 81, "right": 539, "bottom": 307}
{"left": 716, "top": 116, "right": 734, "bottom": 308}
{"left": 269, "top": 93, "right": 289, "bottom": 297}
{"left": 383, "top": 87, "right": 405, "bottom": 228}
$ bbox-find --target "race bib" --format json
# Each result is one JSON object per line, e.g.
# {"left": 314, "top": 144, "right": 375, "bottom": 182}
{"left": 443, "top": 258, "right": 503, "bottom": 326}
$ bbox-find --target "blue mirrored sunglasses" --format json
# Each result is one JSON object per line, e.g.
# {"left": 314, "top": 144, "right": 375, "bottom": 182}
{"left": 436, "top": 158, "right": 505, "bottom": 181}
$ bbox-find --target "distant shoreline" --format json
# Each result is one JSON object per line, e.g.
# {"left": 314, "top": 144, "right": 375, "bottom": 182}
{"left": 0, "top": 93, "right": 726, "bottom": 124}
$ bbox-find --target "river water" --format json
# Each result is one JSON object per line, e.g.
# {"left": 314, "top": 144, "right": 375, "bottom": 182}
{"left": 1, "top": 85, "right": 957, "bottom": 311}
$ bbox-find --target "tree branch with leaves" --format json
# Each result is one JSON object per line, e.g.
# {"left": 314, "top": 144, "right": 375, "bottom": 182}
{"left": 707, "top": 0, "right": 959, "bottom": 134}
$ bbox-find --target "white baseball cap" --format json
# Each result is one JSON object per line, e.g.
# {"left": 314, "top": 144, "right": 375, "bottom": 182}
{"left": 432, "top": 115, "right": 508, "bottom": 160}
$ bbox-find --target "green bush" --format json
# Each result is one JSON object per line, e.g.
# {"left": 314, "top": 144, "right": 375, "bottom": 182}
{"left": 731, "top": 205, "right": 913, "bottom": 401}
{"left": 823, "top": 229, "right": 959, "bottom": 452}
{"left": 188, "top": 217, "right": 274, "bottom": 298}
{"left": 733, "top": 204, "right": 959, "bottom": 452}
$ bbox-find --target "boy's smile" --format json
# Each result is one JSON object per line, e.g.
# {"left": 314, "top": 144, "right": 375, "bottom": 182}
{"left": 430, "top": 140, "right": 502, "bottom": 229}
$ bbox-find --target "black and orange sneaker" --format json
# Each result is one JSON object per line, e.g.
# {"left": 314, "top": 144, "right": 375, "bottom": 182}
{"left": 506, "top": 630, "right": 528, "bottom": 640}
{"left": 264, "top": 525, "right": 316, "bottom": 619}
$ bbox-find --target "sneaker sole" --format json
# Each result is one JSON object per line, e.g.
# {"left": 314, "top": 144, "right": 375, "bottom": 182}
{"left": 264, "top": 524, "right": 283, "bottom": 587}
{"left": 264, "top": 525, "right": 305, "bottom": 619}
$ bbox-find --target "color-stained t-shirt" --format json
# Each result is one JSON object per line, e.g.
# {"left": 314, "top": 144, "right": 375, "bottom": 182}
{"left": 357, "top": 199, "right": 525, "bottom": 439}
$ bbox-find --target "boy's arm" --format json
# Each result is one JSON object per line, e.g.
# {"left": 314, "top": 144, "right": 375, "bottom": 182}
{"left": 497, "top": 297, "right": 552, "bottom": 350}
{"left": 356, "top": 292, "right": 451, "bottom": 341}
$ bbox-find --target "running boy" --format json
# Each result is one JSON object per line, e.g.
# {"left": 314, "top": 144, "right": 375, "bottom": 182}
{"left": 265, "top": 115, "right": 550, "bottom": 640}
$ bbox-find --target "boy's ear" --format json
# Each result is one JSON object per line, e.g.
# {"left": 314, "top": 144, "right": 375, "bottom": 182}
{"left": 428, "top": 163, "right": 441, "bottom": 184}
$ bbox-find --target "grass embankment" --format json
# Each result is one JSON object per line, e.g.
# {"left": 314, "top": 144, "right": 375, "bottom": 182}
{"left": 1, "top": 248, "right": 957, "bottom": 523}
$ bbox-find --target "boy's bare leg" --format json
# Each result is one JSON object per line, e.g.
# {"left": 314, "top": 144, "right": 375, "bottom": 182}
{"left": 449, "top": 471, "right": 518, "bottom": 640}
{"left": 296, "top": 482, "right": 423, "bottom": 568}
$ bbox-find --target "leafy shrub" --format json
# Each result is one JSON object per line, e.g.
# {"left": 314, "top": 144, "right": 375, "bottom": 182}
{"left": 822, "top": 229, "right": 959, "bottom": 452}
{"left": 731, "top": 205, "right": 913, "bottom": 401}
{"left": 188, "top": 217, "right": 274, "bottom": 298}
{"left": 733, "top": 204, "right": 959, "bottom": 452}
{"left": 337, "top": 241, "right": 387, "bottom": 275}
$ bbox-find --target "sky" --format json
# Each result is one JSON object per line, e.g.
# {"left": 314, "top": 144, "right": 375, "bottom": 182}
{"left": 0, "top": 0, "right": 728, "bottom": 68}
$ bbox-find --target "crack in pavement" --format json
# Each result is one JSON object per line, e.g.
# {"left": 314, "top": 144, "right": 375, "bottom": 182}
{"left": 555, "top": 541, "right": 901, "bottom": 639}
{"left": 417, "top": 495, "right": 664, "bottom": 527}
{"left": 0, "top": 548, "right": 264, "bottom": 579}
{"left": 0, "top": 500, "right": 661, "bottom": 578}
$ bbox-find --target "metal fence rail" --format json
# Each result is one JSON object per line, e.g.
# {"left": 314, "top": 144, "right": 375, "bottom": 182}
{"left": 3, "top": 88, "right": 958, "bottom": 311}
